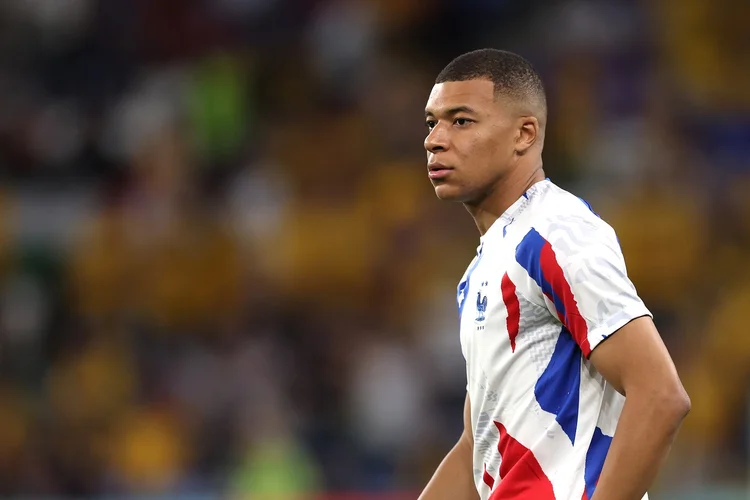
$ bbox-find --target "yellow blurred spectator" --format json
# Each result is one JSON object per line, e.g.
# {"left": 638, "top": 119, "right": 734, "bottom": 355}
{"left": 110, "top": 409, "right": 188, "bottom": 493}
{"left": 680, "top": 281, "right": 750, "bottom": 451}
{"left": 47, "top": 334, "right": 136, "bottom": 426}
{"left": 272, "top": 195, "right": 379, "bottom": 310}
{"left": 355, "top": 159, "right": 477, "bottom": 327}
{"left": 704, "top": 282, "right": 750, "bottom": 389}
{"left": 651, "top": 0, "right": 750, "bottom": 111}
{"left": 267, "top": 111, "right": 380, "bottom": 310}
{"left": 360, "top": 160, "right": 430, "bottom": 231}
{"left": 0, "top": 385, "right": 29, "bottom": 472}
{"left": 679, "top": 358, "right": 733, "bottom": 449}
{"left": 603, "top": 183, "right": 709, "bottom": 312}
{"left": 70, "top": 124, "right": 245, "bottom": 331}
{"left": 138, "top": 217, "right": 244, "bottom": 331}
{"left": 549, "top": 56, "right": 599, "bottom": 170}
{"left": 68, "top": 207, "right": 136, "bottom": 321}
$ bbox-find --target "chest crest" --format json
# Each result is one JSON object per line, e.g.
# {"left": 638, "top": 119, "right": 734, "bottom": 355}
{"left": 475, "top": 281, "right": 489, "bottom": 330}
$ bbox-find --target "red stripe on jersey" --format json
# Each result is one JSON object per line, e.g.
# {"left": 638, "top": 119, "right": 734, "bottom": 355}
{"left": 501, "top": 273, "right": 521, "bottom": 352}
{"left": 539, "top": 241, "right": 592, "bottom": 356}
{"left": 488, "top": 421, "right": 556, "bottom": 500}
{"left": 483, "top": 463, "right": 495, "bottom": 489}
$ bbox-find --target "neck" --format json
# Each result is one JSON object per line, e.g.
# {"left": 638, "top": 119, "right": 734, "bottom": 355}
{"left": 465, "top": 165, "right": 546, "bottom": 236}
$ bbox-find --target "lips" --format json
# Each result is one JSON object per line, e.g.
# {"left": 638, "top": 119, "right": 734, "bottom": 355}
{"left": 428, "top": 162, "right": 453, "bottom": 180}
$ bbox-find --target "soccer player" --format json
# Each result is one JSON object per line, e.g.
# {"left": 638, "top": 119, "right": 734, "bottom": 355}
{"left": 417, "top": 49, "right": 690, "bottom": 500}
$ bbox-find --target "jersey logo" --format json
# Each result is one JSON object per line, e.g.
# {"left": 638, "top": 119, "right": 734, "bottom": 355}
{"left": 476, "top": 281, "right": 489, "bottom": 330}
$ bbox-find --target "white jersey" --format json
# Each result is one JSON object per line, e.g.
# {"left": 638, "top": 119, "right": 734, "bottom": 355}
{"left": 458, "top": 179, "right": 651, "bottom": 500}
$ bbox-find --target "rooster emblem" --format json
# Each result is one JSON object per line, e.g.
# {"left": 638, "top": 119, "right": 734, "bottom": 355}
{"left": 476, "top": 291, "right": 488, "bottom": 323}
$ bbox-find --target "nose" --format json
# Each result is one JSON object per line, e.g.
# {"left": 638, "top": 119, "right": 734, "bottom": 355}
{"left": 424, "top": 123, "right": 448, "bottom": 154}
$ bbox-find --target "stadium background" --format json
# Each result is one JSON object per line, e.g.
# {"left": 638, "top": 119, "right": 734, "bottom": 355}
{"left": 0, "top": 0, "right": 748, "bottom": 498}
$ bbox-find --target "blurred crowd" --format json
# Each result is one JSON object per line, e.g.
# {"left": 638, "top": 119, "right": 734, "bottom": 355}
{"left": 0, "top": 0, "right": 748, "bottom": 497}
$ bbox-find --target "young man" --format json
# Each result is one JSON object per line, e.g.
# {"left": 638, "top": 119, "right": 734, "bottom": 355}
{"left": 418, "top": 49, "right": 690, "bottom": 500}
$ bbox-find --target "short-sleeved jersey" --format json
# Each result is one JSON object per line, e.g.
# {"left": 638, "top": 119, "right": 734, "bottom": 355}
{"left": 458, "top": 179, "right": 651, "bottom": 500}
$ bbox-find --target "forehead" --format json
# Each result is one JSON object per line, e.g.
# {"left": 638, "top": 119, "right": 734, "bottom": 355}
{"left": 425, "top": 79, "right": 496, "bottom": 115}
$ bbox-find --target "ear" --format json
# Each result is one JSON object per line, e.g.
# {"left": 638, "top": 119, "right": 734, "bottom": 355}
{"left": 515, "top": 116, "right": 540, "bottom": 155}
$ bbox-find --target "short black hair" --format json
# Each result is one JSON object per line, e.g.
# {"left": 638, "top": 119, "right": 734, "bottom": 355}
{"left": 436, "top": 49, "right": 547, "bottom": 121}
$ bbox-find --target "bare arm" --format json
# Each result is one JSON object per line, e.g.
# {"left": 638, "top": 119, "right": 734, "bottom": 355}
{"left": 589, "top": 316, "right": 691, "bottom": 500}
{"left": 418, "top": 393, "right": 479, "bottom": 500}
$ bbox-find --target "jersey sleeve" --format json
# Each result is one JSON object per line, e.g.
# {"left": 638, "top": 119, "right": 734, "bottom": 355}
{"left": 514, "top": 217, "right": 652, "bottom": 358}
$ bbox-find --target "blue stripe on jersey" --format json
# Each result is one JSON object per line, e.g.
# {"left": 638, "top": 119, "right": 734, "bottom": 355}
{"left": 534, "top": 325, "right": 581, "bottom": 445}
{"left": 457, "top": 243, "right": 484, "bottom": 321}
{"left": 584, "top": 427, "right": 613, "bottom": 499}
{"left": 515, "top": 228, "right": 569, "bottom": 323}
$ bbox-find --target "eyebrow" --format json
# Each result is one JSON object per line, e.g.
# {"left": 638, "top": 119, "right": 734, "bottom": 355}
{"left": 424, "top": 105, "right": 477, "bottom": 117}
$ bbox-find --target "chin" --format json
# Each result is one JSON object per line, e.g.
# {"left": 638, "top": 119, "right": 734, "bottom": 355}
{"left": 433, "top": 183, "right": 471, "bottom": 202}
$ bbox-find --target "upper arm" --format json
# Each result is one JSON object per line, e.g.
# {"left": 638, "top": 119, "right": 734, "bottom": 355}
{"left": 589, "top": 316, "right": 689, "bottom": 405}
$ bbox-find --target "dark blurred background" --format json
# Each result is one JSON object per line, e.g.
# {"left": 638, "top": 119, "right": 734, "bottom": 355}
{"left": 0, "top": 0, "right": 748, "bottom": 498}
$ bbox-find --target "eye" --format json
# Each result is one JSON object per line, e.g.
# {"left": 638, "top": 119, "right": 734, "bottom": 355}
{"left": 425, "top": 120, "right": 436, "bottom": 130}
{"left": 454, "top": 117, "right": 473, "bottom": 127}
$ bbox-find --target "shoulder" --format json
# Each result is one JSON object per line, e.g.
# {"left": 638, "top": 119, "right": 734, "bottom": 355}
{"left": 508, "top": 183, "right": 629, "bottom": 305}
{"left": 522, "top": 183, "right": 622, "bottom": 263}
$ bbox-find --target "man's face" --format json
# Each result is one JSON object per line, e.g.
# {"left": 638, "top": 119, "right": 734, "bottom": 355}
{"left": 424, "top": 79, "right": 517, "bottom": 204}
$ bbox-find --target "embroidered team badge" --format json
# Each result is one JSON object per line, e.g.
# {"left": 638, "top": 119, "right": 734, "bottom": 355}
{"left": 476, "top": 281, "right": 489, "bottom": 330}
